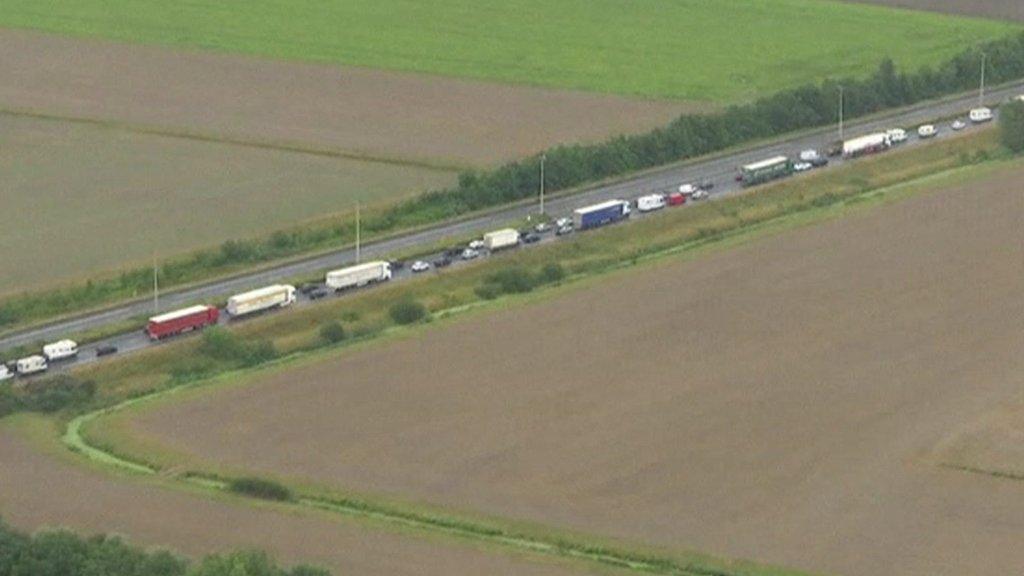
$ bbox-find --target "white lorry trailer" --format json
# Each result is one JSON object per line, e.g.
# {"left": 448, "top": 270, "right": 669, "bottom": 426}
{"left": 636, "top": 194, "right": 666, "bottom": 212}
{"left": 483, "top": 229, "right": 520, "bottom": 251}
{"left": 326, "top": 261, "right": 392, "bottom": 291}
{"left": 842, "top": 133, "right": 891, "bottom": 158}
{"left": 226, "top": 285, "right": 297, "bottom": 318}
{"left": 42, "top": 339, "right": 79, "bottom": 361}
{"left": 16, "top": 355, "right": 48, "bottom": 375}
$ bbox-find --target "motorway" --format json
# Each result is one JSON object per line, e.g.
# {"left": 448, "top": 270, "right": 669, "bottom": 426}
{"left": 2, "top": 80, "right": 1023, "bottom": 372}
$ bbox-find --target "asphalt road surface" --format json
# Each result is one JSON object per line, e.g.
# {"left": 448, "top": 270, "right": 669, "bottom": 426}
{"left": 2, "top": 81, "right": 1022, "bottom": 373}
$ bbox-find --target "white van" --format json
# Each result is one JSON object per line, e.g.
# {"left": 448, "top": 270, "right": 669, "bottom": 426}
{"left": 886, "top": 128, "right": 908, "bottom": 144}
{"left": 16, "top": 355, "right": 48, "bottom": 375}
{"left": 0, "top": 364, "right": 13, "bottom": 382}
{"left": 636, "top": 194, "right": 666, "bottom": 213}
{"left": 917, "top": 124, "right": 936, "bottom": 139}
{"left": 43, "top": 339, "right": 79, "bottom": 361}
{"left": 969, "top": 107, "right": 993, "bottom": 123}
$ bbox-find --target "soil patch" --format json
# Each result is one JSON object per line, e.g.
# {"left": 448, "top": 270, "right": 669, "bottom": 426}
{"left": 0, "top": 29, "right": 698, "bottom": 168}
{"left": 0, "top": 423, "right": 608, "bottom": 576}
{"left": 133, "top": 166, "right": 1024, "bottom": 576}
{"left": 845, "top": 0, "right": 1023, "bottom": 22}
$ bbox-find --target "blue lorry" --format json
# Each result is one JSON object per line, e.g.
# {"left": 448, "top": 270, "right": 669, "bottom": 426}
{"left": 572, "top": 199, "right": 632, "bottom": 230}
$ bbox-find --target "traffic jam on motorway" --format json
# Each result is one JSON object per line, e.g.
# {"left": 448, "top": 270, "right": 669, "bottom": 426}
{"left": 0, "top": 101, "right": 1011, "bottom": 382}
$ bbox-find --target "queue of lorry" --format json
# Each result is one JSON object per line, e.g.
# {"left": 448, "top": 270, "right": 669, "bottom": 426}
{"left": 5, "top": 97, "right": 1016, "bottom": 381}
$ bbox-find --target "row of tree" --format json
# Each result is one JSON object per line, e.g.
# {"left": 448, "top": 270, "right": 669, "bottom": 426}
{"left": 2, "top": 33, "right": 1023, "bottom": 332}
{"left": 0, "top": 519, "right": 329, "bottom": 576}
{"left": 394, "top": 32, "right": 1024, "bottom": 219}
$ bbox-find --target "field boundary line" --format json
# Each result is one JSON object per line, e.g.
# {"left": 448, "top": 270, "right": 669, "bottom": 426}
{"left": 0, "top": 107, "right": 468, "bottom": 172}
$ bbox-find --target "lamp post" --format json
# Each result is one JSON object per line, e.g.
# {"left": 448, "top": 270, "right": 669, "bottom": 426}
{"left": 539, "top": 153, "right": 546, "bottom": 216}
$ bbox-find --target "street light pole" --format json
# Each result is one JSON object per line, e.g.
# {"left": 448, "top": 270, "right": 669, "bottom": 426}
{"left": 539, "top": 153, "right": 546, "bottom": 216}
{"left": 355, "top": 201, "right": 361, "bottom": 264}
{"left": 838, "top": 86, "right": 845, "bottom": 142}
{"left": 979, "top": 52, "right": 986, "bottom": 107}
{"left": 152, "top": 253, "right": 159, "bottom": 314}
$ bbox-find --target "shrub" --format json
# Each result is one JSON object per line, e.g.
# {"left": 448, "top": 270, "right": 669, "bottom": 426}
{"left": 0, "top": 519, "right": 328, "bottom": 576}
{"left": 226, "top": 477, "right": 293, "bottom": 502}
{"left": 537, "top": 262, "right": 566, "bottom": 285}
{"left": 1000, "top": 100, "right": 1024, "bottom": 153}
{"left": 319, "top": 322, "right": 347, "bottom": 343}
{"left": 474, "top": 284, "right": 501, "bottom": 300}
{"left": 200, "top": 328, "right": 277, "bottom": 367}
{"left": 485, "top": 268, "right": 536, "bottom": 294}
{"left": 389, "top": 300, "right": 427, "bottom": 325}
{"left": 17, "top": 375, "right": 97, "bottom": 414}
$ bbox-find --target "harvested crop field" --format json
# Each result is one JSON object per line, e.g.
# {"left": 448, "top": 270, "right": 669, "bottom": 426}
{"left": 128, "top": 164, "right": 1024, "bottom": 576}
{"left": 846, "top": 0, "right": 1024, "bottom": 22}
{"left": 0, "top": 420, "right": 611, "bottom": 576}
{"left": 0, "top": 29, "right": 698, "bottom": 168}
{"left": 0, "top": 113, "right": 454, "bottom": 295}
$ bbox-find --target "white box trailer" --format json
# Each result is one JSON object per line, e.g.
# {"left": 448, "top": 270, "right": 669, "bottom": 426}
{"left": 16, "top": 355, "right": 48, "bottom": 375}
{"left": 42, "top": 339, "right": 78, "bottom": 361}
{"left": 226, "top": 284, "right": 296, "bottom": 317}
{"left": 326, "top": 261, "right": 392, "bottom": 291}
{"left": 636, "top": 194, "right": 666, "bottom": 212}
{"left": 483, "top": 229, "right": 520, "bottom": 251}
{"left": 843, "top": 133, "right": 891, "bottom": 157}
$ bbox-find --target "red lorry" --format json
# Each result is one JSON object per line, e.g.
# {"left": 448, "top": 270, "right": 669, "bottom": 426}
{"left": 146, "top": 305, "right": 219, "bottom": 340}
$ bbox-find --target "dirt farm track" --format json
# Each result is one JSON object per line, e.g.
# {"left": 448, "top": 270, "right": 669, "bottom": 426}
{"left": 848, "top": 0, "right": 1023, "bottom": 21}
{"left": 127, "top": 166, "right": 1024, "bottom": 576}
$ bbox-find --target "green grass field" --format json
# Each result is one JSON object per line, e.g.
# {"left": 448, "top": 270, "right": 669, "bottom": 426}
{"left": 0, "top": 0, "right": 1016, "bottom": 102}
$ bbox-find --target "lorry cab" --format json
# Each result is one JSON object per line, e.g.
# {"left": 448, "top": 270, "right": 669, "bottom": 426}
{"left": 0, "top": 364, "right": 13, "bottom": 382}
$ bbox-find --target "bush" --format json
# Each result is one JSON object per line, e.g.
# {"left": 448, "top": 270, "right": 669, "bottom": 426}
{"left": 485, "top": 268, "right": 537, "bottom": 294}
{"left": 227, "top": 477, "right": 293, "bottom": 502}
{"left": 319, "top": 322, "right": 347, "bottom": 344}
{"left": 537, "top": 262, "right": 566, "bottom": 285}
{"left": 1000, "top": 100, "right": 1024, "bottom": 153}
{"left": 0, "top": 519, "right": 329, "bottom": 576}
{"left": 16, "top": 375, "right": 97, "bottom": 414}
{"left": 474, "top": 284, "right": 501, "bottom": 300}
{"left": 389, "top": 300, "right": 427, "bottom": 325}
{"left": 200, "top": 328, "right": 278, "bottom": 367}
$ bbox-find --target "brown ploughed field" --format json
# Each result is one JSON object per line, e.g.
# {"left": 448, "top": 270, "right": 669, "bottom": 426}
{"left": 845, "top": 0, "right": 1023, "bottom": 22}
{"left": 130, "top": 165, "right": 1024, "bottom": 576}
{"left": 0, "top": 29, "right": 699, "bottom": 168}
{"left": 0, "top": 423, "right": 610, "bottom": 576}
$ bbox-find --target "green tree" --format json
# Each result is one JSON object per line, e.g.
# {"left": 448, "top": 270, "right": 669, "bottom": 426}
{"left": 1000, "top": 100, "right": 1024, "bottom": 152}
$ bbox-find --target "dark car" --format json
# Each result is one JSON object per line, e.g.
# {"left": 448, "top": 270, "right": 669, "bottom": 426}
{"left": 810, "top": 156, "right": 829, "bottom": 168}
{"left": 389, "top": 260, "right": 406, "bottom": 271}
{"left": 308, "top": 287, "right": 331, "bottom": 300}
{"left": 96, "top": 345, "right": 118, "bottom": 357}
{"left": 521, "top": 232, "right": 541, "bottom": 244}
{"left": 433, "top": 256, "right": 453, "bottom": 268}
{"left": 298, "top": 283, "right": 321, "bottom": 295}
{"left": 443, "top": 248, "right": 462, "bottom": 259}
{"left": 698, "top": 178, "right": 714, "bottom": 191}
